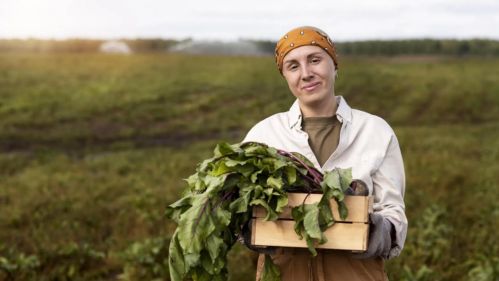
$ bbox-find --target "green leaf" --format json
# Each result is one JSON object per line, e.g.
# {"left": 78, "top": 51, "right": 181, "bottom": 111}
{"left": 272, "top": 158, "right": 288, "bottom": 171}
{"left": 322, "top": 170, "right": 340, "bottom": 191}
{"left": 168, "top": 195, "right": 193, "bottom": 210}
{"left": 187, "top": 172, "right": 208, "bottom": 192}
{"left": 178, "top": 198, "right": 216, "bottom": 259}
{"left": 201, "top": 252, "right": 215, "bottom": 274}
{"left": 291, "top": 204, "right": 305, "bottom": 221}
{"left": 206, "top": 235, "right": 224, "bottom": 262}
{"left": 203, "top": 174, "right": 227, "bottom": 195}
{"left": 265, "top": 146, "right": 278, "bottom": 155}
{"left": 306, "top": 236, "right": 318, "bottom": 257}
{"left": 183, "top": 252, "right": 201, "bottom": 270}
{"left": 236, "top": 164, "right": 255, "bottom": 177}
{"left": 212, "top": 208, "right": 232, "bottom": 229}
{"left": 266, "top": 176, "right": 284, "bottom": 190}
{"left": 337, "top": 168, "right": 353, "bottom": 191}
{"left": 210, "top": 162, "right": 232, "bottom": 176}
{"left": 303, "top": 203, "right": 322, "bottom": 240}
{"left": 186, "top": 173, "right": 199, "bottom": 188}
{"left": 275, "top": 195, "right": 288, "bottom": 213}
{"left": 229, "top": 191, "right": 251, "bottom": 213}
{"left": 250, "top": 170, "right": 262, "bottom": 183}
{"left": 261, "top": 255, "right": 281, "bottom": 281}
{"left": 250, "top": 199, "right": 278, "bottom": 221}
{"left": 214, "top": 142, "right": 238, "bottom": 157}
{"left": 338, "top": 201, "right": 349, "bottom": 220}
{"left": 193, "top": 265, "right": 217, "bottom": 281}
{"left": 166, "top": 195, "right": 193, "bottom": 222}
{"left": 168, "top": 231, "right": 186, "bottom": 281}
{"left": 199, "top": 158, "right": 215, "bottom": 173}
{"left": 285, "top": 166, "right": 297, "bottom": 185}
{"left": 291, "top": 205, "right": 305, "bottom": 239}
{"left": 332, "top": 189, "right": 344, "bottom": 202}
{"left": 317, "top": 199, "right": 334, "bottom": 228}
{"left": 242, "top": 142, "right": 269, "bottom": 156}
{"left": 263, "top": 187, "right": 274, "bottom": 197}
{"left": 224, "top": 159, "right": 247, "bottom": 167}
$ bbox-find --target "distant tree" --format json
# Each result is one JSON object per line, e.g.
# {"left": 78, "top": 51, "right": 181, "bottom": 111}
{"left": 457, "top": 41, "right": 471, "bottom": 56}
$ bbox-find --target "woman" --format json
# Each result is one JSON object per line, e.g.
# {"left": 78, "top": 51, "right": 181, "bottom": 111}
{"left": 243, "top": 26, "right": 407, "bottom": 281}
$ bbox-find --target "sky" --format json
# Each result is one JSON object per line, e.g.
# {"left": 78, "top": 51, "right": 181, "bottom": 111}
{"left": 1, "top": 0, "right": 499, "bottom": 41}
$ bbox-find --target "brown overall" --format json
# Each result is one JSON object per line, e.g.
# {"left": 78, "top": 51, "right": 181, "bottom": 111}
{"left": 255, "top": 249, "right": 388, "bottom": 281}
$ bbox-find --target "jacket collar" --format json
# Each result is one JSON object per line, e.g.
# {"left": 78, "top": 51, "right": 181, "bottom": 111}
{"left": 288, "top": 95, "right": 352, "bottom": 129}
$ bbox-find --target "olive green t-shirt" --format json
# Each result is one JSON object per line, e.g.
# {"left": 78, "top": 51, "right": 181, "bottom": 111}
{"left": 302, "top": 116, "right": 341, "bottom": 167}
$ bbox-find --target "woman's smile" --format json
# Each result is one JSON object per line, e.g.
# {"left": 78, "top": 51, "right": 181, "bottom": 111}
{"left": 302, "top": 81, "right": 321, "bottom": 92}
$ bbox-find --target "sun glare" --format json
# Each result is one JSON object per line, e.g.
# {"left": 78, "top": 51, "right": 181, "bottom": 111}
{"left": 3, "top": 0, "right": 72, "bottom": 38}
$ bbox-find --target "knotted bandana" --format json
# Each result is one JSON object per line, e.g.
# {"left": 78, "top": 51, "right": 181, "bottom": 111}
{"left": 275, "top": 26, "right": 338, "bottom": 74}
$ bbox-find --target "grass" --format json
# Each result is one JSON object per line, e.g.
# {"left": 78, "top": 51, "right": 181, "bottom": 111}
{"left": 388, "top": 123, "right": 499, "bottom": 280}
{"left": 0, "top": 53, "right": 498, "bottom": 281}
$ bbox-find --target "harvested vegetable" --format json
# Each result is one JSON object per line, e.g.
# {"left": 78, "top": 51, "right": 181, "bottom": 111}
{"left": 166, "top": 142, "right": 352, "bottom": 281}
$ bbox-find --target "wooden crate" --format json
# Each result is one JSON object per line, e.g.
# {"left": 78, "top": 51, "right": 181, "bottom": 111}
{"left": 251, "top": 194, "right": 373, "bottom": 251}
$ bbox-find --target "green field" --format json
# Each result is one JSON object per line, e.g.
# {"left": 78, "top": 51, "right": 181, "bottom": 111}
{"left": 0, "top": 53, "right": 498, "bottom": 281}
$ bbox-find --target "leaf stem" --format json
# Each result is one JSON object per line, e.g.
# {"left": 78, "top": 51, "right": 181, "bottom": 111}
{"left": 277, "top": 149, "right": 323, "bottom": 186}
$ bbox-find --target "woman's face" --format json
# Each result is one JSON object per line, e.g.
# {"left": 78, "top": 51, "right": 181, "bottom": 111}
{"left": 281, "top": 45, "right": 337, "bottom": 113}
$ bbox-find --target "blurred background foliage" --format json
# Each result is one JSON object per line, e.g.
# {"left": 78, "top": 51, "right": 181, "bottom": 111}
{"left": 0, "top": 40, "right": 498, "bottom": 280}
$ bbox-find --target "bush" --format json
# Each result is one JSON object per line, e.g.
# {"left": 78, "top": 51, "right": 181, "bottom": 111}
{"left": 119, "top": 237, "right": 170, "bottom": 281}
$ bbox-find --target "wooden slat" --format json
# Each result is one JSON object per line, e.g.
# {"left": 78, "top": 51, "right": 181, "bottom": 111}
{"left": 253, "top": 194, "right": 372, "bottom": 223}
{"left": 251, "top": 218, "right": 368, "bottom": 251}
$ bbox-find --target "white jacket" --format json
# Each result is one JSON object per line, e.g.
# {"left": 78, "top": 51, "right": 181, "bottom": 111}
{"left": 243, "top": 96, "right": 407, "bottom": 258}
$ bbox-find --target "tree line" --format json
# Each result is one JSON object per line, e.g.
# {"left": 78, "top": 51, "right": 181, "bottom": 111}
{"left": 252, "top": 39, "right": 499, "bottom": 56}
{"left": 1, "top": 38, "right": 499, "bottom": 56}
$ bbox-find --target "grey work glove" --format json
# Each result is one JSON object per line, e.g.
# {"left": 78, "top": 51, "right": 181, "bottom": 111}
{"left": 351, "top": 212, "right": 394, "bottom": 259}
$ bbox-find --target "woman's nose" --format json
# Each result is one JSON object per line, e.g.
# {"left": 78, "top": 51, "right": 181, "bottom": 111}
{"left": 301, "top": 64, "right": 313, "bottom": 80}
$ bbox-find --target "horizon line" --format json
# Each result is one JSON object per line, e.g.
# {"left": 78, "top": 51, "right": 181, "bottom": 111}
{"left": 1, "top": 36, "right": 499, "bottom": 43}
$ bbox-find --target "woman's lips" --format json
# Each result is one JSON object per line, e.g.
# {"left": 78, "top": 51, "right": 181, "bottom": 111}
{"left": 302, "top": 82, "right": 321, "bottom": 92}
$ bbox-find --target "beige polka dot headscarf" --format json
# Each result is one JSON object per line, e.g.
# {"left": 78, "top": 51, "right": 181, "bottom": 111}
{"left": 275, "top": 26, "right": 338, "bottom": 74}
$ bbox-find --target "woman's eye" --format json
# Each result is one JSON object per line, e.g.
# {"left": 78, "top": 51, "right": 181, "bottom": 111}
{"left": 311, "top": 58, "right": 321, "bottom": 64}
{"left": 289, "top": 64, "right": 298, "bottom": 70}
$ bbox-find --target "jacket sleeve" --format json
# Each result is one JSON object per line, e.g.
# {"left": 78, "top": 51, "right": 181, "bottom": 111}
{"left": 242, "top": 125, "right": 260, "bottom": 143}
{"left": 242, "top": 119, "right": 270, "bottom": 144}
{"left": 372, "top": 133, "right": 407, "bottom": 259}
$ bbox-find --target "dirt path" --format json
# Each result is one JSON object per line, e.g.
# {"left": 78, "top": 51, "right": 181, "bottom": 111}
{"left": 0, "top": 129, "right": 245, "bottom": 154}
